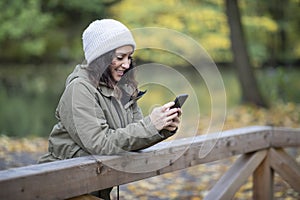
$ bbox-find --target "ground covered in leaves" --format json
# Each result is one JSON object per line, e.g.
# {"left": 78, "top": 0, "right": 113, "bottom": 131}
{"left": 0, "top": 103, "right": 299, "bottom": 199}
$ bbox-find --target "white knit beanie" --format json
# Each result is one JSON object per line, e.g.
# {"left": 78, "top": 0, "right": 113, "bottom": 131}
{"left": 82, "top": 19, "right": 136, "bottom": 64}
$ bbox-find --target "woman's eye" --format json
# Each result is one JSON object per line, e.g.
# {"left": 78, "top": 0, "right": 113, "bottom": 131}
{"left": 116, "top": 55, "right": 132, "bottom": 61}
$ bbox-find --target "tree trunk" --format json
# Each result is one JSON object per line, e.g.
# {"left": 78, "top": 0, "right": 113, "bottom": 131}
{"left": 225, "top": 0, "right": 268, "bottom": 107}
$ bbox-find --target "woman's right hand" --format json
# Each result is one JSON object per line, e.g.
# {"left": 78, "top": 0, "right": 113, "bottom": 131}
{"left": 149, "top": 102, "right": 180, "bottom": 131}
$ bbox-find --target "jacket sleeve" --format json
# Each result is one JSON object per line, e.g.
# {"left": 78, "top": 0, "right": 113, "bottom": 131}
{"left": 131, "top": 101, "right": 176, "bottom": 139}
{"left": 59, "top": 81, "right": 169, "bottom": 155}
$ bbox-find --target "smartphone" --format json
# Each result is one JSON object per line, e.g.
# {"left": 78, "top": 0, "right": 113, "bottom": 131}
{"left": 170, "top": 94, "right": 188, "bottom": 109}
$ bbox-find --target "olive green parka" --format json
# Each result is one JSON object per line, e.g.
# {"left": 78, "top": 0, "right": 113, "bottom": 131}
{"left": 39, "top": 65, "right": 174, "bottom": 163}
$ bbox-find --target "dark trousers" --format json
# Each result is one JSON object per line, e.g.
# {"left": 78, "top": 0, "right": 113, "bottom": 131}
{"left": 91, "top": 187, "right": 113, "bottom": 200}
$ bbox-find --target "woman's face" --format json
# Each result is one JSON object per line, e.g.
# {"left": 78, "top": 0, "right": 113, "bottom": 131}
{"left": 110, "top": 45, "right": 134, "bottom": 83}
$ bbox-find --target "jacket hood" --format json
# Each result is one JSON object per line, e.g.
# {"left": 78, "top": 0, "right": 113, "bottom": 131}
{"left": 65, "top": 65, "right": 91, "bottom": 87}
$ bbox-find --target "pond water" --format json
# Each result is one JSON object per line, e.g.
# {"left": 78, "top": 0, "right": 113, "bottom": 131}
{"left": 1, "top": 64, "right": 299, "bottom": 137}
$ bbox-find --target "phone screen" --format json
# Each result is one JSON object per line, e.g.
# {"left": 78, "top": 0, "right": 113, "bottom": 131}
{"left": 171, "top": 94, "right": 188, "bottom": 109}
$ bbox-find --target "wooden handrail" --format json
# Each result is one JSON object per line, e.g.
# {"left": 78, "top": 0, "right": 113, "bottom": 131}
{"left": 0, "top": 126, "right": 299, "bottom": 200}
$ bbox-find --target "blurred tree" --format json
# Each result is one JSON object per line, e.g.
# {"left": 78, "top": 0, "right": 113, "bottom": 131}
{"left": 0, "top": 0, "right": 52, "bottom": 62}
{"left": 225, "top": 0, "right": 267, "bottom": 107}
{"left": 0, "top": 0, "right": 299, "bottom": 65}
{"left": 262, "top": 0, "right": 300, "bottom": 66}
{"left": 0, "top": 0, "right": 120, "bottom": 63}
{"left": 40, "top": 0, "right": 112, "bottom": 63}
{"left": 240, "top": 0, "right": 300, "bottom": 67}
{"left": 109, "top": 0, "right": 300, "bottom": 67}
{"left": 109, "top": 0, "right": 231, "bottom": 66}
{"left": 266, "top": 0, "right": 287, "bottom": 66}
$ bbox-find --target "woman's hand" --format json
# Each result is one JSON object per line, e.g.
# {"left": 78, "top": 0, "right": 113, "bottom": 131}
{"left": 164, "top": 111, "right": 181, "bottom": 132}
{"left": 149, "top": 102, "right": 181, "bottom": 131}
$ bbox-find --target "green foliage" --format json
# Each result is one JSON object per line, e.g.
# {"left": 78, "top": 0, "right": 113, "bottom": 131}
{"left": 0, "top": 0, "right": 299, "bottom": 64}
{"left": 109, "top": 0, "right": 300, "bottom": 67}
{"left": 241, "top": 0, "right": 300, "bottom": 66}
{"left": 0, "top": 0, "right": 118, "bottom": 63}
{"left": 1, "top": 1, "right": 300, "bottom": 137}
{"left": 46, "top": 0, "right": 107, "bottom": 14}
{"left": 257, "top": 67, "right": 300, "bottom": 104}
{"left": 110, "top": 0, "right": 231, "bottom": 64}
{"left": 0, "top": 65, "right": 73, "bottom": 137}
{"left": 0, "top": 0, "right": 52, "bottom": 61}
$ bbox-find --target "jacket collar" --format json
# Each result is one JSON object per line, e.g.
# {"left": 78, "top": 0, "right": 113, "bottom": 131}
{"left": 97, "top": 82, "right": 136, "bottom": 98}
{"left": 97, "top": 82, "right": 115, "bottom": 97}
{"left": 98, "top": 82, "right": 147, "bottom": 108}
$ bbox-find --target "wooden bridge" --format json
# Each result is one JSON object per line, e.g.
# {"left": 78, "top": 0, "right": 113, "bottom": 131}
{"left": 0, "top": 126, "right": 299, "bottom": 199}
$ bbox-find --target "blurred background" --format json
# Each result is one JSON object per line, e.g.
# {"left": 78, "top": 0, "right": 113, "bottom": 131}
{"left": 0, "top": 0, "right": 300, "bottom": 199}
{"left": 1, "top": 0, "right": 299, "bottom": 137}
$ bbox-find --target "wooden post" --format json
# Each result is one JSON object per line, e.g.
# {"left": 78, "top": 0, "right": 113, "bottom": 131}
{"left": 269, "top": 148, "right": 300, "bottom": 192}
{"left": 204, "top": 150, "right": 267, "bottom": 200}
{"left": 253, "top": 149, "right": 274, "bottom": 200}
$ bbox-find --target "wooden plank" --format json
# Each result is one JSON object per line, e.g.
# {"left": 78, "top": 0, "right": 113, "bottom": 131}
{"left": 67, "top": 194, "right": 102, "bottom": 200}
{"left": 253, "top": 151, "right": 274, "bottom": 200}
{"left": 204, "top": 150, "right": 267, "bottom": 200}
{"left": 269, "top": 148, "right": 300, "bottom": 192}
{"left": 271, "top": 127, "right": 300, "bottom": 147}
{"left": 1, "top": 126, "right": 299, "bottom": 200}
{"left": 0, "top": 157, "right": 109, "bottom": 200}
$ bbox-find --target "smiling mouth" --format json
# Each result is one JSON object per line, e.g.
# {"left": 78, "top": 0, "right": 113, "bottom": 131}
{"left": 115, "top": 69, "right": 124, "bottom": 76}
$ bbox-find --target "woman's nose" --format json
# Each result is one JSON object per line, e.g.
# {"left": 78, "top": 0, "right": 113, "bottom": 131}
{"left": 121, "top": 63, "right": 130, "bottom": 68}
{"left": 121, "top": 59, "right": 130, "bottom": 68}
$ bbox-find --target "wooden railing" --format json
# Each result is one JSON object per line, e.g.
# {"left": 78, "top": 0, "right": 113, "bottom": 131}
{"left": 0, "top": 126, "right": 299, "bottom": 200}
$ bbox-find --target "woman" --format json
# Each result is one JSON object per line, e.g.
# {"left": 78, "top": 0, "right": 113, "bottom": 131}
{"left": 39, "top": 19, "right": 181, "bottom": 199}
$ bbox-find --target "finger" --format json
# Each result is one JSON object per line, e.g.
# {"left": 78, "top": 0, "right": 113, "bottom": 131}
{"left": 166, "top": 112, "right": 178, "bottom": 122}
{"left": 164, "top": 126, "right": 177, "bottom": 132}
{"left": 166, "top": 122, "right": 178, "bottom": 128}
{"left": 170, "top": 118, "right": 180, "bottom": 130}
{"left": 166, "top": 107, "right": 179, "bottom": 116}
{"left": 162, "top": 101, "right": 175, "bottom": 111}
{"left": 177, "top": 108, "right": 182, "bottom": 117}
{"left": 172, "top": 116, "right": 180, "bottom": 124}
{"left": 163, "top": 116, "right": 178, "bottom": 127}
